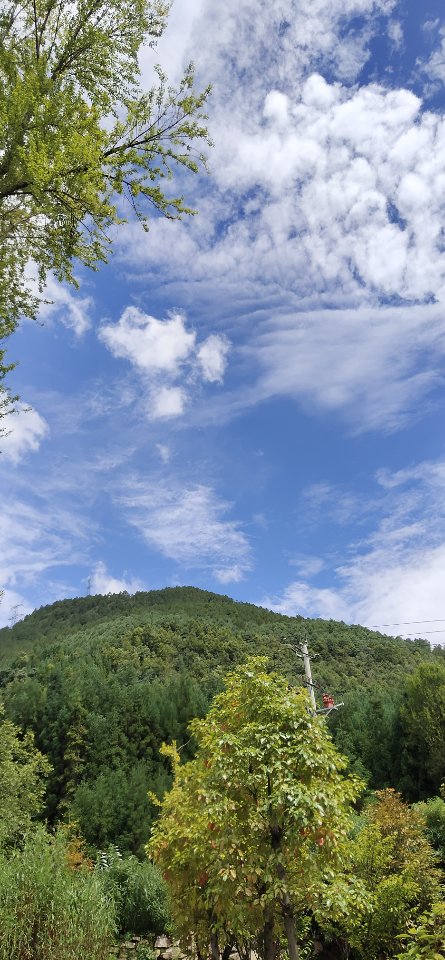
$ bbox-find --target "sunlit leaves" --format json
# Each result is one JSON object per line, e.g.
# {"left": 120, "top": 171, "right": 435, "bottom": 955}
{"left": 0, "top": 0, "right": 210, "bottom": 408}
{"left": 148, "top": 658, "right": 366, "bottom": 958}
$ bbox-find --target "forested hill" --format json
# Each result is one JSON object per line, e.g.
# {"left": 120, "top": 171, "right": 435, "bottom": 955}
{"left": 1, "top": 585, "right": 444, "bottom": 856}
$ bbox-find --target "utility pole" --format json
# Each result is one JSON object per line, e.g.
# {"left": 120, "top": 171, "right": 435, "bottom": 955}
{"left": 282, "top": 635, "right": 343, "bottom": 716}
{"left": 301, "top": 641, "right": 317, "bottom": 712}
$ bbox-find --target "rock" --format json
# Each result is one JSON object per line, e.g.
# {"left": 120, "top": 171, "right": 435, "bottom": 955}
{"left": 155, "top": 936, "right": 171, "bottom": 951}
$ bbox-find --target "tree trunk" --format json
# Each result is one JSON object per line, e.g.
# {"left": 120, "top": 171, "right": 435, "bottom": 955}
{"left": 283, "top": 912, "right": 300, "bottom": 960}
{"left": 263, "top": 907, "right": 276, "bottom": 960}
{"left": 210, "top": 931, "right": 220, "bottom": 960}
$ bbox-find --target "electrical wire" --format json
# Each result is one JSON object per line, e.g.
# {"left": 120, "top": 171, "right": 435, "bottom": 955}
{"left": 371, "top": 618, "right": 445, "bottom": 627}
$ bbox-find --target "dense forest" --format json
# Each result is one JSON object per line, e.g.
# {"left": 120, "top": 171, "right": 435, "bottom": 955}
{"left": 1, "top": 586, "right": 445, "bottom": 856}
{"left": 2, "top": 586, "right": 445, "bottom": 958}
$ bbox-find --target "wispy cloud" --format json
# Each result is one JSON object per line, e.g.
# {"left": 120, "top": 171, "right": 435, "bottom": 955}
{"left": 265, "top": 456, "right": 445, "bottom": 638}
{"left": 119, "top": 480, "right": 252, "bottom": 582}
{"left": 0, "top": 496, "right": 91, "bottom": 625}
{"left": 249, "top": 302, "right": 445, "bottom": 432}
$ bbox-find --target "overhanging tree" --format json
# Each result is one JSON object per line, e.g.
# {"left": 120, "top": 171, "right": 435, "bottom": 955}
{"left": 0, "top": 0, "right": 211, "bottom": 420}
{"left": 148, "top": 658, "right": 366, "bottom": 960}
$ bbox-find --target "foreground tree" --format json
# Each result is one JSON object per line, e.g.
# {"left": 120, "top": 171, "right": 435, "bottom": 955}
{"left": 0, "top": 707, "right": 51, "bottom": 849}
{"left": 0, "top": 0, "right": 210, "bottom": 416}
{"left": 345, "top": 789, "right": 441, "bottom": 959}
{"left": 148, "top": 658, "right": 366, "bottom": 960}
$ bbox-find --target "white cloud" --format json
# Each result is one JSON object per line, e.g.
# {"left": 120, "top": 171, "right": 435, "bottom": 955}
{"left": 99, "top": 307, "right": 231, "bottom": 421}
{"left": 100, "top": 307, "right": 196, "bottom": 375}
{"left": 31, "top": 270, "right": 93, "bottom": 336}
{"left": 213, "top": 564, "right": 246, "bottom": 584}
{"left": 149, "top": 385, "right": 187, "bottom": 419}
{"left": 0, "top": 497, "right": 88, "bottom": 602}
{"left": 90, "top": 561, "right": 144, "bottom": 595}
{"left": 421, "top": 28, "right": 445, "bottom": 87}
{"left": 264, "top": 580, "right": 351, "bottom": 621}
{"left": 246, "top": 302, "right": 445, "bottom": 431}
{"left": 197, "top": 335, "right": 231, "bottom": 383}
{"left": 289, "top": 555, "right": 326, "bottom": 577}
{"left": 1, "top": 405, "right": 49, "bottom": 464}
{"left": 120, "top": 481, "right": 252, "bottom": 580}
{"left": 265, "top": 456, "right": 445, "bottom": 640}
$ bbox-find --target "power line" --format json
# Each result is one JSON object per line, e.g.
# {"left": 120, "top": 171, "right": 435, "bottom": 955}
{"left": 371, "top": 618, "right": 445, "bottom": 628}
{"left": 401, "top": 629, "right": 445, "bottom": 636}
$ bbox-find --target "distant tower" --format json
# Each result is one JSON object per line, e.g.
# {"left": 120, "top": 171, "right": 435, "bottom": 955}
{"left": 87, "top": 577, "right": 92, "bottom": 597}
{"left": 8, "top": 604, "right": 23, "bottom": 627}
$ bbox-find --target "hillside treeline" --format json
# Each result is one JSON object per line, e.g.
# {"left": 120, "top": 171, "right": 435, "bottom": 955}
{"left": 1, "top": 587, "right": 445, "bottom": 856}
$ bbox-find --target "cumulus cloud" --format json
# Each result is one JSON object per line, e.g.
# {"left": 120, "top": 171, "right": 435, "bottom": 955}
{"left": 1, "top": 405, "right": 49, "bottom": 464}
{"left": 149, "top": 385, "right": 187, "bottom": 419}
{"left": 120, "top": 480, "right": 252, "bottom": 581}
{"left": 265, "top": 456, "right": 445, "bottom": 640}
{"left": 90, "top": 561, "right": 144, "bottom": 595}
{"left": 100, "top": 308, "right": 196, "bottom": 374}
{"left": 100, "top": 308, "right": 231, "bottom": 420}
{"left": 143, "top": 0, "right": 397, "bottom": 96}
{"left": 197, "top": 335, "right": 231, "bottom": 383}
{"left": 132, "top": 13, "right": 445, "bottom": 306}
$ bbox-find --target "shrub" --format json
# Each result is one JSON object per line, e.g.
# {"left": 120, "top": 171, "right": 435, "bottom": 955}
{"left": 97, "top": 848, "right": 171, "bottom": 937}
{"left": 396, "top": 902, "right": 445, "bottom": 959}
{"left": 0, "top": 827, "right": 115, "bottom": 960}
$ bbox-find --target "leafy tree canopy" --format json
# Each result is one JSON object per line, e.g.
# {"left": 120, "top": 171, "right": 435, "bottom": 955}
{"left": 346, "top": 789, "right": 441, "bottom": 960}
{"left": 0, "top": 0, "right": 210, "bottom": 416}
{"left": 149, "top": 658, "right": 366, "bottom": 960}
{"left": 0, "top": 706, "right": 51, "bottom": 850}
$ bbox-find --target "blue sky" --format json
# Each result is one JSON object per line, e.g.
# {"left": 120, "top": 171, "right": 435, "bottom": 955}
{"left": 2, "top": 0, "right": 445, "bottom": 640}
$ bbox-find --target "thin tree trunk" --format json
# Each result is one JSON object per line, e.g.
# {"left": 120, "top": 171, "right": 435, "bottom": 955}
{"left": 263, "top": 907, "right": 275, "bottom": 960}
{"left": 210, "top": 931, "right": 220, "bottom": 960}
{"left": 283, "top": 912, "right": 300, "bottom": 960}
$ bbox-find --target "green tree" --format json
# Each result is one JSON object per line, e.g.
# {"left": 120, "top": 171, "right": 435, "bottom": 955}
{"left": 148, "top": 658, "right": 365, "bottom": 960}
{"left": 346, "top": 790, "right": 441, "bottom": 959}
{"left": 398, "top": 663, "right": 445, "bottom": 799}
{"left": 0, "top": 0, "right": 210, "bottom": 412}
{"left": 415, "top": 793, "right": 445, "bottom": 867}
{"left": 0, "top": 706, "right": 51, "bottom": 849}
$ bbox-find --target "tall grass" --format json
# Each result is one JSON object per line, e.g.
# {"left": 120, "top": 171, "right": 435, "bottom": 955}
{"left": 0, "top": 827, "right": 115, "bottom": 960}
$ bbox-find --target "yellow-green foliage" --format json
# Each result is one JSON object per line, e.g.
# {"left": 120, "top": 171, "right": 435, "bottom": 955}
{"left": 396, "top": 902, "right": 445, "bottom": 959}
{"left": 0, "top": 0, "right": 210, "bottom": 409}
{"left": 347, "top": 790, "right": 442, "bottom": 959}
{"left": 148, "top": 658, "right": 366, "bottom": 958}
{"left": 0, "top": 706, "right": 51, "bottom": 849}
